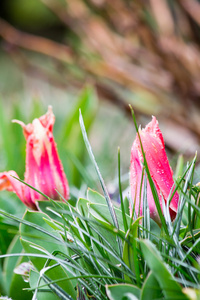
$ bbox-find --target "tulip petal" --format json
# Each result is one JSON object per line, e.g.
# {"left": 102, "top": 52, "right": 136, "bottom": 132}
{"left": 49, "top": 137, "right": 69, "bottom": 199}
{"left": 0, "top": 171, "right": 36, "bottom": 209}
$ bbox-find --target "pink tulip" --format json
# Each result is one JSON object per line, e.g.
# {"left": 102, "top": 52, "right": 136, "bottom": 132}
{"left": 0, "top": 106, "right": 69, "bottom": 209}
{"left": 130, "top": 116, "right": 178, "bottom": 223}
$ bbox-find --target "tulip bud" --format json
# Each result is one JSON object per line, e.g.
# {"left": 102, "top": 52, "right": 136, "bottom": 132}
{"left": 130, "top": 116, "right": 178, "bottom": 223}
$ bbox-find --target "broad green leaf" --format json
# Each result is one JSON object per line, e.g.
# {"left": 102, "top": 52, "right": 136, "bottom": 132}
{"left": 123, "top": 197, "right": 130, "bottom": 217}
{"left": 36, "top": 200, "right": 65, "bottom": 220}
{"left": 20, "top": 210, "right": 76, "bottom": 299}
{"left": 9, "top": 256, "right": 32, "bottom": 300}
{"left": 106, "top": 284, "right": 140, "bottom": 300}
{"left": 148, "top": 218, "right": 160, "bottom": 242}
{"left": 77, "top": 198, "right": 90, "bottom": 217}
{"left": 140, "top": 240, "right": 189, "bottom": 300}
{"left": 87, "top": 188, "right": 107, "bottom": 205}
{"left": 3, "top": 235, "right": 31, "bottom": 299}
{"left": 36, "top": 200, "right": 74, "bottom": 223}
{"left": 141, "top": 271, "right": 162, "bottom": 300}
{"left": 43, "top": 217, "right": 65, "bottom": 232}
{"left": 21, "top": 238, "right": 77, "bottom": 299}
{"left": 20, "top": 210, "right": 67, "bottom": 256}
{"left": 29, "top": 269, "right": 60, "bottom": 300}
{"left": 88, "top": 203, "right": 131, "bottom": 232}
{"left": 0, "top": 261, "right": 5, "bottom": 296}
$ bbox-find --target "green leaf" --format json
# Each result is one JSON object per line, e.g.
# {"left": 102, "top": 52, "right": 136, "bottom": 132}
{"left": 29, "top": 269, "right": 60, "bottom": 300}
{"left": 88, "top": 203, "right": 131, "bottom": 232}
{"left": 123, "top": 197, "right": 130, "bottom": 216}
{"left": 140, "top": 271, "right": 162, "bottom": 300}
{"left": 0, "top": 261, "right": 5, "bottom": 296}
{"left": 3, "top": 235, "right": 31, "bottom": 299}
{"left": 20, "top": 210, "right": 77, "bottom": 300}
{"left": 87, "top": 188, "right": 107, "bottom": 205}
{"left": 77, "top": 198, "right": 90, "bottom": 217}
{"left": 36, "top": 200, "right": 74, "bottom": 223}
{"left": 9, "top": 256, "right": 32, "bottom": 300}
{"left": 106, "top": 284, "right": 140, "bottom": 300}
{"left": 20, "top": 210, "right": 67, "bottom": 255}
{"left": 140, "top": 240, "right": 189, "bottom": 300}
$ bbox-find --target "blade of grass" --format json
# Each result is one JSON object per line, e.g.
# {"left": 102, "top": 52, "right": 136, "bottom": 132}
{"left": 33, "top": 272, "right": 74, "bottom": 300}
{"left": 79, "top": 110, "right": 122, "bottom": 257}
{"left": 0, "top": 209, "right": 63, "bottom": 243}
{"left": 174, "top": 154, "right": 197, "bottom": 237}
{"left": 46, "top": 201, "right": 135, "bottom": 280}
{"left": 29, "top": 245, "right": 105, "bottom": 300}
{"left": 142, "top": 172, "right": 150, "bottom": 240}
{"left": 118, "top": 147, "right": 128, "bottom": 233}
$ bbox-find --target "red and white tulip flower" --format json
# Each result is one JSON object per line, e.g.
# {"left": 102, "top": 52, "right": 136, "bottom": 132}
{"left": 0, "top": 106, "right": 69, "bottom": 209}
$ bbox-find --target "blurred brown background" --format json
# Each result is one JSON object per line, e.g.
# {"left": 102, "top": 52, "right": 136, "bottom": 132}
{"left": 0, "top": 0, "right": 200, "bottom": 164}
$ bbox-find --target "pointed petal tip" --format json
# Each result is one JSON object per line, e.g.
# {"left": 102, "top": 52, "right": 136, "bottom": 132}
{"left": 12, "top": 119, "right": 26, "bottom": 127}
{"left": 47, "top": 105, "right": 54, "bottom": 116}
{"left": 148, "top": 115, "right": 158, "bottom": 128}
{"left": 151, "top": 115, "right": 157, "bottom": 125}
{"left": 45, "top": 107, "right": 54, "bottom": 119}
{"left": 0, "top": 171, "right": 21, "bottom": 193}
{"left": 47, "top": 105, "right": 53, "bottom": 112}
